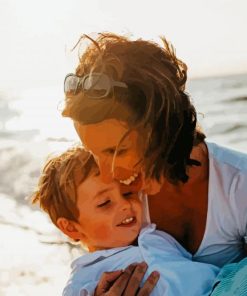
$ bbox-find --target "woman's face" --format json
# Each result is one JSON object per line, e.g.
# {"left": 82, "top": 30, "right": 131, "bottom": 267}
{"left": 74, "top": 119, "right": 144, "bottom": 186}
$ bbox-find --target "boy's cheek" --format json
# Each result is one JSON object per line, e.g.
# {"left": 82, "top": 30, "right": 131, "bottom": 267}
{"left": 92, "top": 224, "right": 111, "bottom": 240}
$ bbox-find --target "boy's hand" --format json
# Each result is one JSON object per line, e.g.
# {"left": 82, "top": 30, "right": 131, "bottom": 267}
{"left": 94, "top": 262, "right": 159, "bottom": 296}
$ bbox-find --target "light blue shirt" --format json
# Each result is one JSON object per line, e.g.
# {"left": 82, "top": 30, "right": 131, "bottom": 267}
{"left": 63, "top": 224, "right": 219, "bottom": 296}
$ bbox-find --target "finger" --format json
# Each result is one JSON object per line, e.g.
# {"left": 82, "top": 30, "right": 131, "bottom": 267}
{"left": 123, "top": 262, "right": 148, "bottom": 296}
{"left": 109, "top": 263, "right": 137, "bottom": 295}
{"left": 94, "top": 270, "right": 123, "bottom": 295}
{"left": 138, "top": 271, "right": 160, "bottom": 296}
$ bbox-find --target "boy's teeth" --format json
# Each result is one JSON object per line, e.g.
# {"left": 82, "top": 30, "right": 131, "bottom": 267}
{"left": 121, "top": 217, "right": 134, "bottom": 224}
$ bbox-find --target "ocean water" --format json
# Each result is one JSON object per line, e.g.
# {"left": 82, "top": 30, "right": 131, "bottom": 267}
{"left": 0, "top": 73, "right": 247, "bottom": 295}
{"left": 187, "top": 73, "right": 247, "bottom": 151}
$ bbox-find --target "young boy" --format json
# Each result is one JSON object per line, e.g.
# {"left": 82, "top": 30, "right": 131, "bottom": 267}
{"left": 32, "top": 146, "right": 219, "bottom": 296}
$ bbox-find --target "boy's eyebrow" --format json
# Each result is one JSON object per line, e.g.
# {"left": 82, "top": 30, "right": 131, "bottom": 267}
{"left": 93, "top": 186, "right": 115, "bottom": 200}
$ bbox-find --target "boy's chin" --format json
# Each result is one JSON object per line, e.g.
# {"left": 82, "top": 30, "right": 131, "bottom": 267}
{"left": 109, "top": 236, "right": 140, "bottom": 249}
{"left": 130, "top": 236, "right": 139, "bottom": 246}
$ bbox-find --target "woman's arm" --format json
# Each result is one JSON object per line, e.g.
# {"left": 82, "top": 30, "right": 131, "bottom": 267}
{"left": 94, "top": 262, "right": 160, "bottom": 296}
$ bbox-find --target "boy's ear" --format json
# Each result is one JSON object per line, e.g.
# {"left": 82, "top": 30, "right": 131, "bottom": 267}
{"left": 57, "top": 217, "right": 85, "bottom": 241}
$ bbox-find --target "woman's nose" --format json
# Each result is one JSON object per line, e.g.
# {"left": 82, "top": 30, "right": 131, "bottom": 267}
{"left": 97, "top": 157, "right": 114, "bottom": 183}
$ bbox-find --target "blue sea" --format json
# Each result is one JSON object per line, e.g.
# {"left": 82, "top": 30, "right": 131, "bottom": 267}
{"left": 0, "top": 73, "right": 246, "bottom": 295}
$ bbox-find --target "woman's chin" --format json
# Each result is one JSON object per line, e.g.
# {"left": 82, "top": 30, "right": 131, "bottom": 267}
{"left": 142, "top": 175, "right": 166, "bottom": 195}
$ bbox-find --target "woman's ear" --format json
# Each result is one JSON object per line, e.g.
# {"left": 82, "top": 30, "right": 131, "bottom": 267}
{"left": 57, "top": 217, "right": 85, "bottom": 241}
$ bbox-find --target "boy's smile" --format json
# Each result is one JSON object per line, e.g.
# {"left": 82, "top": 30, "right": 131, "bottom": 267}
{"left": 74, "top": 171, "right": 143, "bottom": 251}
{"left": 117, "top": 216, "right": 137, "bottom": 226}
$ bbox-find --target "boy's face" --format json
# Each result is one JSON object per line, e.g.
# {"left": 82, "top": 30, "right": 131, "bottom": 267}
{"left": 75, "top": 171, "right": 143, "bottom": 251}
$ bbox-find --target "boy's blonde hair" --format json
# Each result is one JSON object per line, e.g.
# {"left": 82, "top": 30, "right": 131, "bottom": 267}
{"left": 32, "top": 146, "right": 97, "bottom": 226}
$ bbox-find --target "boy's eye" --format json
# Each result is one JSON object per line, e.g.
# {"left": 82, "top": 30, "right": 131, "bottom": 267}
{"left": 97, "top": 200, "right": 110, "bottom": 207}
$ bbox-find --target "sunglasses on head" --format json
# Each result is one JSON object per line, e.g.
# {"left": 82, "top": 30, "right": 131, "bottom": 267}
{"left": 64, "top": 72, "right": 128, "bottom": 99}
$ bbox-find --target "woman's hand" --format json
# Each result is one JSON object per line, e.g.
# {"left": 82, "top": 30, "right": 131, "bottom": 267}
{"left": 94, "top": 262, "right": 160, "bottom": 296}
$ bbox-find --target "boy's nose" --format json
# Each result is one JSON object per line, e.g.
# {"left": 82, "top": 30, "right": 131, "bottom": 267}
{"left": 120, "top": 200, "right": 131, "bottom": 212}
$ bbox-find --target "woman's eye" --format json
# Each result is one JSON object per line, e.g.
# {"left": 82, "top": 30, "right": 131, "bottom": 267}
{"left": 116, "top": 149, "right": 127, "bottom": 156}
{"left": 122, "top": 192, "right": 134, "bottom": 198}
{"left": 105, "top": 148, "right": 116, "bottom": 155}
{"left": 105, "top": 148, "right": 127, "bottom": 156}
{"left": 97, "top": 200, "right": 111, "bottom": 207}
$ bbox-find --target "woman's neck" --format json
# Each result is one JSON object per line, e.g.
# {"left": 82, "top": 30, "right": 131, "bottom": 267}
{"left": 147, "top": 142, "right": 209, "bottom": 253}
{"left": 144, "top": 142, "right": 209, "bottom": 197}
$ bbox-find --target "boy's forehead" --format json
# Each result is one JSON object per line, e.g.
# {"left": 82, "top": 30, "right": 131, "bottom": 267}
{"left": 77, "top": 172, "right": 119, "bottom": 201}
{"left": 73, "top": 167, "right": 85, "bottom": 186}
{"left": 73, "top": 164, "right": 99, "bottom": 186}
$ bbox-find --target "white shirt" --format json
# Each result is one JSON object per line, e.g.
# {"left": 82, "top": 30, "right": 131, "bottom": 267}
{"left": 63, "top": 224, "right": 219, "bottom": 296}
{"left": 142, "top": 141, "right": 247, "bottom": 268}
{"left": 192, "top": 142, "right": 247, "bottom": 267}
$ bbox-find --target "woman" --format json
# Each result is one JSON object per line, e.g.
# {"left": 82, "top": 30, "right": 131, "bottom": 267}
{"left": 62, "top": 33, "right": 247, "bottom": 294}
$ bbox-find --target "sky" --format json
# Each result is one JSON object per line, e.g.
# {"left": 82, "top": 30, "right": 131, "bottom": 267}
{"left": 0, "top": 0, "right": 247, "bottom": 92}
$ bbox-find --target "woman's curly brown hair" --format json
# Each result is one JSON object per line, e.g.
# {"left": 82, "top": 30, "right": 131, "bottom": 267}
{"left": 62, "top": 32, "right": 205, "bottom": 184}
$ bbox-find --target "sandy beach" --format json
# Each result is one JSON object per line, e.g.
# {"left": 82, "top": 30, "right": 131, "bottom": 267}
{"left": 0, "top": 193, "right": 82, "bottom": 296}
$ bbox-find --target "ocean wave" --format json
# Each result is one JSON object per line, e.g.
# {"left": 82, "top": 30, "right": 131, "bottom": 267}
{"left": 207, "top": 122, "right": 247, "bottom": 135}
{"left": 223, "top": 96, "right": 247, "bottom": 103}
{"left": 0, "top": 129, "right": 39, "bottom": 140}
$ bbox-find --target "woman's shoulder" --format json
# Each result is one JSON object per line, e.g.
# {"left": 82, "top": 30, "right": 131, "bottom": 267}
{"left": 206, "top": 141, "right": 247, "bottom": 173}
{"left": 206, "top": 140, "right": 247, "bottom": 202}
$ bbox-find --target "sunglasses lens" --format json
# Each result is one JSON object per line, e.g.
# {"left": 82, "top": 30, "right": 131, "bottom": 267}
{"left": 83, "top": 74, "right": 110, "bottom": 98}
{"left": 64, "top": 75, "right": 80, "bottom": 94}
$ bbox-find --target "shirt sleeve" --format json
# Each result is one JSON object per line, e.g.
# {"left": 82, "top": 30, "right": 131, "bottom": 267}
{"left": 63, "top": 281, "right": 98, "bottom": 296}
{"left": 231, "top": 171, "right": 247, "bottom": 239}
